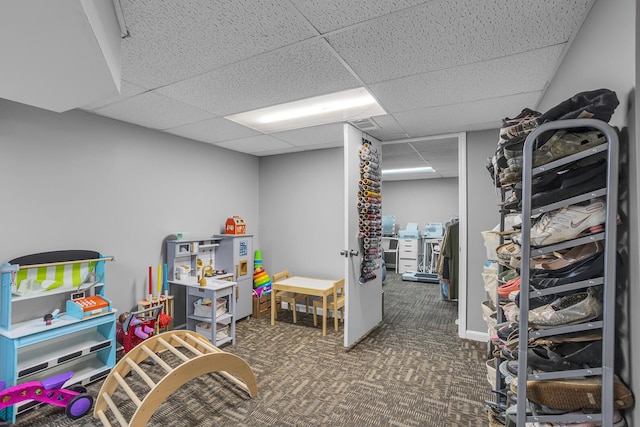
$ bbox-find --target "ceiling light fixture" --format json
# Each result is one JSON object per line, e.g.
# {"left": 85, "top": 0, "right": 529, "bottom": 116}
{"left": 225, "top": 87, "right": 386, "bottom": 133}
{"left": 382, "top": 167, "right": 435, "bottom": 175}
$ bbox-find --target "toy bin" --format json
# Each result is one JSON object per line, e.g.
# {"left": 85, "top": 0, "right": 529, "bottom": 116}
{"left": 195, "top": 322, "right": 229, "bottom": 340}
{"left": 194, "top": 298, "right": 227, "bottom": 318}
{"left": 196, "top": 321, "right": 211, "bottom": 336}
{"left": 216, "top": 324, "right": 230, "bottom": 340}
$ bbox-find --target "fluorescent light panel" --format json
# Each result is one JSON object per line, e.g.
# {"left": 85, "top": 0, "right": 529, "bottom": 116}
{"left": 225, "top": 87, "right": 386, "bottom": 133}
{"left": 382, "top": 166, "right": 435, "bottom": 175}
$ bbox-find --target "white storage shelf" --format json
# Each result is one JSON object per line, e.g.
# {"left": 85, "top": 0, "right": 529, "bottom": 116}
{"left": 17, "top": 326, "right": 112, "bottom": 379}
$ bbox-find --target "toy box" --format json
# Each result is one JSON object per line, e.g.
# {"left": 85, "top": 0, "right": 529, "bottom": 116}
{"left": 225, "top": 216, "right": 246, "bottom": 235}
{"left": 66, "top": 295, "right": 111, "bottom": 319}
{"left": 193, "top": 298, "right": 226, "bottom": 318}
{"left": 252, "top": 294, "right": 271, "bottom": 319}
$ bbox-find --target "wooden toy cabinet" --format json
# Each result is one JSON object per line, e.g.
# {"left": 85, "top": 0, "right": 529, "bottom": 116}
{"left": 0, "top": 251, "right": 116, "bottom": 424}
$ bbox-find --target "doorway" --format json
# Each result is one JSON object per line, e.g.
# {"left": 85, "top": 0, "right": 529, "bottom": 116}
{"left": 379, "top": 133, "right": 468, "bottom": 338}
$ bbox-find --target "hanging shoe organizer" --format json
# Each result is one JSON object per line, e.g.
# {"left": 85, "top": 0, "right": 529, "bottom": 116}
{"left": 513, "top": 118, "right": 621, "bottom": 426}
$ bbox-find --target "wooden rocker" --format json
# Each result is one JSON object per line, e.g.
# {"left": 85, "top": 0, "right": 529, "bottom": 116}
{"left": 94, "top": 330, "right": 258, "bottom": 427}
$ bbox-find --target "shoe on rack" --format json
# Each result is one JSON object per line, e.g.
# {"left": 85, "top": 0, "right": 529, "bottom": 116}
{"left": 506, "top": 130, "right": 607, "bottom": 172}
{"left": 526, "top": 345, "right": 583, "bottom": 372}
{"left": 502, "top": 302, "right": 520, "bottom": 322}
{"left": 530, "top": 329, "right": 602, "bottom": 347}
{"left": 529, "top": 252, "right": 605, "bottom": 290}
{"left": 498, "top": 268, "right": 519, "bottom": 284}
{"left": 505, "top": 156, "right": 606, "bottom": 210}
{"left": 526, "top": 408, "right": 626, "bottom": 427}
{"left": 498, "top": 277, "right": 521, "bottom": 298}
{"left": 527, "top": 159, "right": 607, "bottom": 209}
{"left": 497, "top": 322, "right": 519, "bottom": 343}
{"left": 530, "top": 242, "right": 604, "bottom": 276}
{"left": 526, "top": 340, "right": 602, "bottom": 372}
{"left": 497, "top": 242, "right": 520, "bottom": 266}
{"left": 526, "top": 374, "right": 633, "bottom": 411}
{"left": 500, "top": 116, "right": 540, "bottom": 141}
{"left": 512, "top": 199, "right": 606, "bottom": 247}
{"left": 528, "top": 291, "right": 602, "bottom": 329}
{"left": 502, "top": 108, "right": 542, "bottom": 127}
{"left": 550, "top": 340, "right": 603, "bottom": 368}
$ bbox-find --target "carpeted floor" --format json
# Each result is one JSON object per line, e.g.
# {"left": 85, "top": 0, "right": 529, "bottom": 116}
{"left": 16, "top": 273, "right": 491, "bottom": 426}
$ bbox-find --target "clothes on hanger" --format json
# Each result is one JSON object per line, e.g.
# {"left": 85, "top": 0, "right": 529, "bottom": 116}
{"left": 438, "top": 221, "right": 459, "bottom": 300}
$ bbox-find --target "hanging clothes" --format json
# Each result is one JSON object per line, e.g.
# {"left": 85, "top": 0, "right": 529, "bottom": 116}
{"left": 439, "top": 221, "right": 459, "bottom": 300}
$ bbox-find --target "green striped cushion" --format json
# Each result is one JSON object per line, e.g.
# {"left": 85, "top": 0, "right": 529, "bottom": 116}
{"left": 16, "top": 261, "right": 96, "bottom": 291}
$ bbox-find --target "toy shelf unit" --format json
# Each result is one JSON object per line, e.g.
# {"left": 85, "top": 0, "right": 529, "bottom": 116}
{"left": 0, "top": 250, "right": 116, "bottom": 424}
{"left": 180, "top": 280, "right": 236, "bottom": 347}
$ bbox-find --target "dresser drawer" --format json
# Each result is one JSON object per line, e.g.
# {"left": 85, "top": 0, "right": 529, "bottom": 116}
{"left": 398, "top": 259, "right": 419, "bottom": 273}
{"left": 399, "top": 239, "right": 418, "bottom": 250}
{"left": 399, "top": 248, "right": 417, "bottom": 258}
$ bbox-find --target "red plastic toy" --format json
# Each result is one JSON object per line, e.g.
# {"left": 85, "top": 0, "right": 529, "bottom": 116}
{"left": 0, "top": 372, "right": 93, "bottom": 422}
{"left": 116, "top": 305, "right": 162, "bottom": 354}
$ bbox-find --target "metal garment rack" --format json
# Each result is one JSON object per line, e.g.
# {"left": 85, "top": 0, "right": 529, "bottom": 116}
{"left": 515, "top": 118, "right": 619, "bottom": 426}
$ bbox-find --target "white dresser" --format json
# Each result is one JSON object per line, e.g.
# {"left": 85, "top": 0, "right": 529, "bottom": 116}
{"left": 397, "top": 238, "right": 422, "bottom": 273}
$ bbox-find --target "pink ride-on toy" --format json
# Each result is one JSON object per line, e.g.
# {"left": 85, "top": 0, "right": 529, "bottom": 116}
{"left": 0, "top": 372, "right": 93, "bottom": 423}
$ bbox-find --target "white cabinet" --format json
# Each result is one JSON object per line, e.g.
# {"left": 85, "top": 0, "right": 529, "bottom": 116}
{"left": 397, "top": 238, "right": 422, "bottom": 273}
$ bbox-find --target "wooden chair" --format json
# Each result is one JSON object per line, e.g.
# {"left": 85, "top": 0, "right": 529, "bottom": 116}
{"left": 312, "top": 278, "right": 345, "bottom": 331}
{"left": 272, "top": 270, "right": 308, "bottom": 323}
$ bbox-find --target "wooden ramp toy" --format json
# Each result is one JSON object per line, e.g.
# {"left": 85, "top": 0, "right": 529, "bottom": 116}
{"left": 94, "top": 330, "right": 257, "bottom": 427}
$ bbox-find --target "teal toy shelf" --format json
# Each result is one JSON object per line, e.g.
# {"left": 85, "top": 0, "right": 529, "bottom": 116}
{"left": 0, "top": 250, "right": 116, "bottom": 424}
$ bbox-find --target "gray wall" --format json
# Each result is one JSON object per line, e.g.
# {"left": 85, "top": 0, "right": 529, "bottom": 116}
{"left": 0, "top": 99, "right": 259, "bottom": 313}
{"left": 464, "top": 129, "right": 502, "bottom": 334}
{"left": 381, "top": 178, "right": 459, "bottom": 233}
{"left": 258, "top": 148, "right": 344, "bottom": 280}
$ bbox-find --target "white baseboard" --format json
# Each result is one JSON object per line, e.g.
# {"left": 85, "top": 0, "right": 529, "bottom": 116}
{"left": 463, "top": 329, "right": 489, "bottom": 342}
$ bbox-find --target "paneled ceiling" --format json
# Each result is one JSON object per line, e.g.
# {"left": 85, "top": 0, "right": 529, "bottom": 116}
{"left": 17, "top": 1, "right": 598, "bottom": 179}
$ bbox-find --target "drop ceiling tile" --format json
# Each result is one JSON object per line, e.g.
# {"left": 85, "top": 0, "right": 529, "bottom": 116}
{"left": 255, "top": 146, "right": 306, "bottom": 156}
{"left": 411, "top": 137, "right": 459, "bottom": 157}
{"left": 214, "top": 134, "right": 296, "bottom": 155}
{"left": 119, "top": 0, "right": 318, "bottom": 88}
{"left": 270, "top": 123, "right": 344, "bottom": 147}
{"left": 80, "top": 80, "right": 148, "bottom": 110}
{"left": 364, "top": 115, "right": 409, "bottom": 141}
{"left": 290, "top": 0, "right": 430, "bottom": 33}
{"left": 165, "top": 117, "right": 261, "bottom": 144}
{"left": 157, "top": 40, "right": 360, "bottom": 116}
{"left": 327, "top": 0, "right": 592, "bottom": 83}
{"left": 92, "top": 91, "right": 214, "bottom": 130}
{"left": 383, "top": 157, "right": 427, "bottom": 170}
{"left": 383, "top": 171, "right": 437, "bottom": 182}
{"left": 370, "top": 45, "right": 564, "bottom": 113}
{"left": 382, "top": 142, "right": 416, "bottom": 156}
{"left": 394, "top": 92, "right": 542, "bottom": 137}
{"left": 428, "top": 157, "right": 459, "bottom": 169}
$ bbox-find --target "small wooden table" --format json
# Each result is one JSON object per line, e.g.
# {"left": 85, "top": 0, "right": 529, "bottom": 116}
{"left": 270, "top": 276, "right": 336, "bottom": 336}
